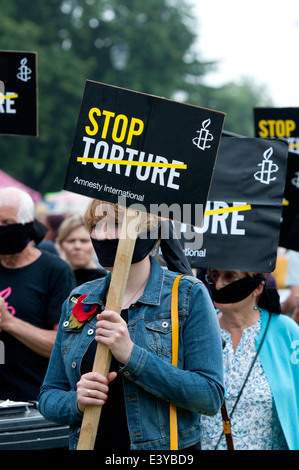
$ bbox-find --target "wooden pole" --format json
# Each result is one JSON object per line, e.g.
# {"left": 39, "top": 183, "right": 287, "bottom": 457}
{"left": 77, "top": 208, "right": 141, "bottom": 450}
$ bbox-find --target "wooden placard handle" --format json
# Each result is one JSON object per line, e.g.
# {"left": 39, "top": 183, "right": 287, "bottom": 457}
{"left": 77, "top": 208, "right": 141, "bottom": 450}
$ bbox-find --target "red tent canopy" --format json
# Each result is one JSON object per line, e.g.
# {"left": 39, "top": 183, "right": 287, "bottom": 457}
{"left": 0, "top": 169, "right": 42, "bottom": 203}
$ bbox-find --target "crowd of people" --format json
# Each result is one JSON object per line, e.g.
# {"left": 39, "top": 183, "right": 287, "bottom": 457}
{"left": 0, "top": 186, "right": 299, "bottom": 451}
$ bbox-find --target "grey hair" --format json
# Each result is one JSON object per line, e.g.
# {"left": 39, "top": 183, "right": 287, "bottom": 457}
{"left": 0, "top": 187, "right": 34, "bottom": 223}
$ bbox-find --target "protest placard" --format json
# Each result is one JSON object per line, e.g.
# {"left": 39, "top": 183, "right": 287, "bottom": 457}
{"left": 253, "top": 107, "right": 299, "bottom": 252}
{"left": 279, "top": 150, "right": 299, "bottom": 251}
{"left": 254, "top": 107, "right": 299, "bottom": 154}
{"left": 179, "top": 135, "right": 289, "bottom": 272}
{"left": 64, "top": 80, "right": 225, "bottom": 227}
{"left": 0, "top": 51, "right": 37, "bottom": 136}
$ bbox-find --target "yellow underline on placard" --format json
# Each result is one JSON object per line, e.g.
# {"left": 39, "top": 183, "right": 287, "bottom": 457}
{"left": 0, "top": 94, "right": 18, "bottom": 100}
{"left": 77, "top": 157, "right": 187, "bottom": 170}
{"left": 204, "top": 204, "right": 252, "bottom": 216}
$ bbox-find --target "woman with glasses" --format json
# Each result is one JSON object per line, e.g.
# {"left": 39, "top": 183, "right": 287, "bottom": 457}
{"left": 201, "top": 269, "right": 299, "bottom": 451}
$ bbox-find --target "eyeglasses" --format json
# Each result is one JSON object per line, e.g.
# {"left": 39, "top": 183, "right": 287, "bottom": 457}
{"left": 205, "top": 270, "right": 240, "bottom": 285}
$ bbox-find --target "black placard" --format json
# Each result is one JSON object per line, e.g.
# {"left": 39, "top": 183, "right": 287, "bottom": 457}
{"left": 179, "top": 136, "right": 289, "bottom": 272}
{"left": 253, "top": 107, "right": 299, "bottom": 252}
{"left": 0, "top": 51, "right": 38, "bottom": 136}
{"left": 279, "top": 150, "right": 299, "bottom": 251}
{"left": 64, "top": 81, "right": 225, "bottom": 226}
{"left": 254, "top": 107, "right": 299, "bottom": 154}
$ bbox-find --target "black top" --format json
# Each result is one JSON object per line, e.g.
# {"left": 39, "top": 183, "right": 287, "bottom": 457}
{"left": 80, "top": 308, "right": 202, "bottom": 451}
{"left": 74, "top": 267, "right": 107, "bottom": 286}
{"left": 81, "top": 309, "right": 130, "bottom": 451}
{"left": 0, "top": 251, "right": 76, "bottom": 401}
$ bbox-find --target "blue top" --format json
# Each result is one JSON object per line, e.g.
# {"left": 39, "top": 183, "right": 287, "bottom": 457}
{"left": 201, "top": 313, "right": 288, "bottom": 449}
{"left": 39, "top": 257, "right": 224, "bottom": 450}
{"left": 256, "top": 308, "right": 299, "bottom": 450}
{"left": 202, "top": 307, "right": 299, "bottom": 450}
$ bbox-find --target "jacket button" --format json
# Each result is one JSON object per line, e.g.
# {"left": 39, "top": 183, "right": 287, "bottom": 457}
{"left": 63, "top": 321, "right": 69, "bottom": 327}
{"left": 87, "top": 329, "right": 94, "bottom": 335}
{"left": 71, "top": 362, "right": 77, "bottom": 369}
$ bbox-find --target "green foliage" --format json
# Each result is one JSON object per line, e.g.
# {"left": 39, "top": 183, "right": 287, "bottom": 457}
{"left": 186, "top": 78, "right": 273, "bottom": 137}
{"left": 0, "top": 0, "right": 272, "bottom": 194}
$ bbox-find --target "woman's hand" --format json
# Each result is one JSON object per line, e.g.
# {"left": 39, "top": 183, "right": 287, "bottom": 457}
{"left": 76, "top": 371, "right": 117, "bottom": 413}
{"left": 95, "top": 310, "right": 134, "bottom": 365}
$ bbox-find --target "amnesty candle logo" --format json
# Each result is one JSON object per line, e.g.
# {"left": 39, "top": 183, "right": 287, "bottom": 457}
{"left": 192, "top": 119, "right": 214, "bottom": 150}
{"left": 16, "top": 58, "right": 32, "bottom": 82}
{"left": 254, "top": 147, "right": 279, "bottom": 185}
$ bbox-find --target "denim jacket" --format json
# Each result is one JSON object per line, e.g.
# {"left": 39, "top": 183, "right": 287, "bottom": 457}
{"left": 39, "top": 257, "right": 224, "bottom": 450}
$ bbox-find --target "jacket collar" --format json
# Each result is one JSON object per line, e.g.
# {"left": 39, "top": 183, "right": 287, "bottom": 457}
{"left": 81, "top": 271, "right": 111, "bottom": 307}
{"left": 138, "top": 256, "right": 164, "bottom": 306}
{"left": 82, "top": 256, "right": 164, "bottom": 307}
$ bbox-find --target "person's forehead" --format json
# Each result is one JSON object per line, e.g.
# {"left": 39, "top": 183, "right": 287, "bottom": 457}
{"left": 67, "top": 225, "right": 90, "bottom": 239}
{"left": 0, "top": 203, "right": 20, "bottom": 223}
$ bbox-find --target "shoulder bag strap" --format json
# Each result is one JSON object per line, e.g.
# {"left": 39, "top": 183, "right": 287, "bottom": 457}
{"left": 170, "top": 274, "right": 184, "bottom": 450}
{"left": 220, "top": 401, "right": 234, "bottom": 450}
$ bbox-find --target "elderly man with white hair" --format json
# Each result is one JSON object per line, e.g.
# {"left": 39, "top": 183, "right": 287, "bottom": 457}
{"left": 0, "top": 186, "right": 76, "bottom": 401}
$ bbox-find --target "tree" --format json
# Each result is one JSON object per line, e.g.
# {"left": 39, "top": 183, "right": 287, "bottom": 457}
{"left": 0, "top": 1, "right": 96, "bottom": 192}
{"left": 184, "top": 78, "right": 273, "bottom": 137}
{"left": 0, "top": 0, "right": 272, "bottom": 193}
{"left": 0, "top": 0, "right": 212, "bottom": 193}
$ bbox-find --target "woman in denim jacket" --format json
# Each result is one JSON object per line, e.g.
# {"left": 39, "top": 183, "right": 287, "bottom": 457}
{"left": 39, "top": 200, "right": 224, "bottom": 450}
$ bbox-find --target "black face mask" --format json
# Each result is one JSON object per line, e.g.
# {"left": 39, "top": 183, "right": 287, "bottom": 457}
{"left": 91, "top": 220, "right": 193, "bottom": 275}
{"left": 0, "top": 220, "right": 48, "bottom": 255}
{"left": 210, "top": 276, "right": 266, "bottom": 304}
{"left": 91, "top": 235, "right": 158, "bottom": 268}
{"left": 210, "top": 275, "right": 281, "bottom": 314}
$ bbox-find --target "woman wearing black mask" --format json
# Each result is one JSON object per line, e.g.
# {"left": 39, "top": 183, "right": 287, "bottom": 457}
{"left": 201, "top": 269, "right": 299, "bottom": 451}
{"left": 39, "top": 199, "right": 225, "bottom": 451}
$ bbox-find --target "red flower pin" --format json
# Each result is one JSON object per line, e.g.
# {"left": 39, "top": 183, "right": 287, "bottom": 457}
{"left": 69, "top": 295, "right": 98, "bottom": 329}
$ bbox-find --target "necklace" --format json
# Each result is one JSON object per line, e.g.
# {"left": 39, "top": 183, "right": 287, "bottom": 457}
{"left": 122, "top": 277, "right": 148, "bottom": 309}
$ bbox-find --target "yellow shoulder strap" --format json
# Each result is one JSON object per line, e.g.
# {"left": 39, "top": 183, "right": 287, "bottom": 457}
{"left": 169, "top": 274, "right": 184, "bottom": 450}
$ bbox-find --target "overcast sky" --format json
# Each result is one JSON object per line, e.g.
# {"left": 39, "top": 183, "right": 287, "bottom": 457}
{"left": 190, "top": 0, "right": 299, "bottom": 107}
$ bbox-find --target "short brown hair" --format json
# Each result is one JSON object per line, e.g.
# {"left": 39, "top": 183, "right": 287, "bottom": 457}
{"left": 84, "top": 199, "right": 159, "bottom": 235}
